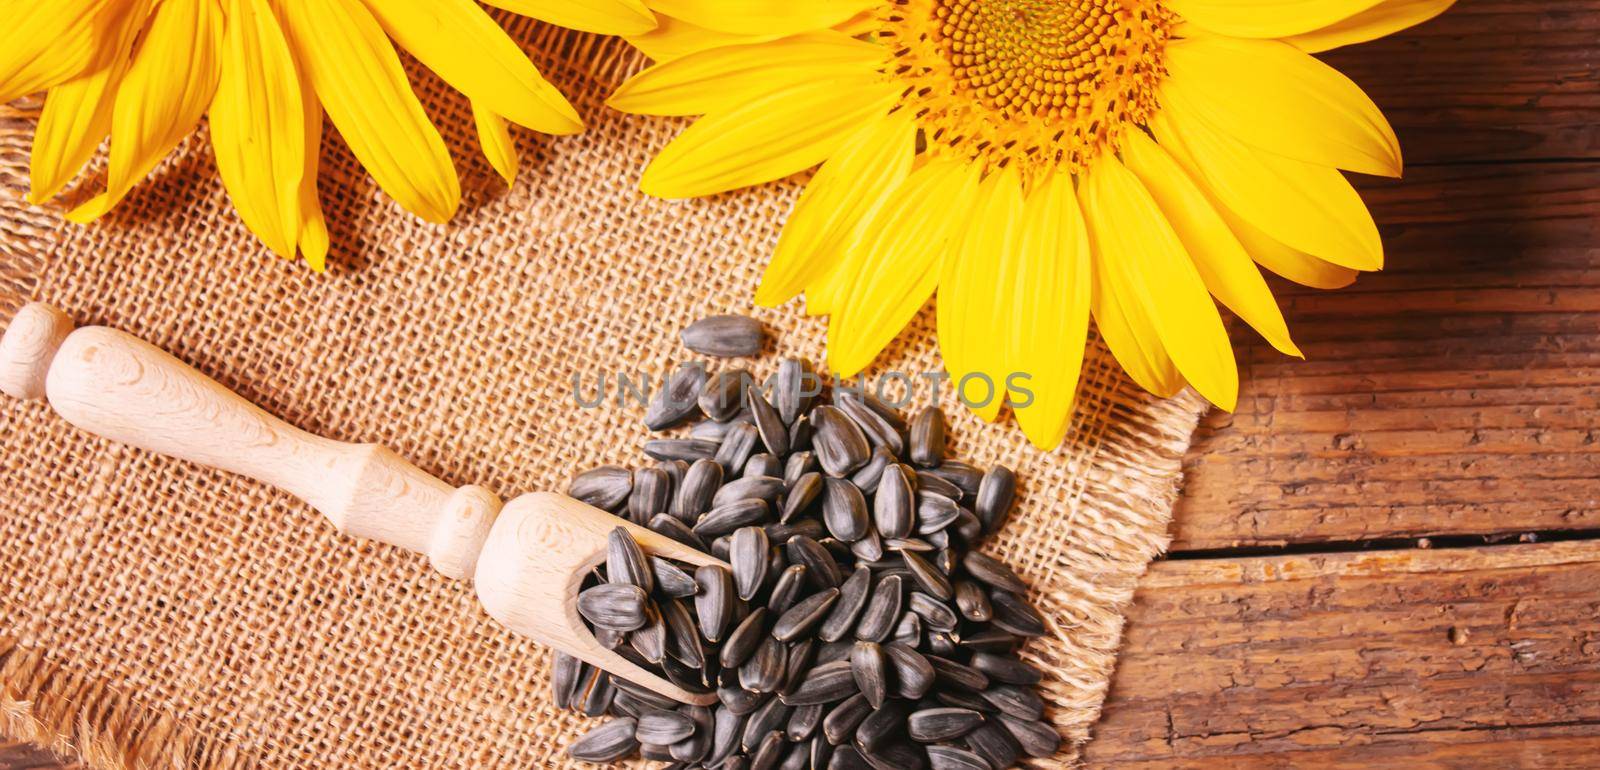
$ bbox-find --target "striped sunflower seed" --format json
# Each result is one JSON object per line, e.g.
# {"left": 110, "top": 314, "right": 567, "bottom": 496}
{"left": 719, "top": 685, "right": 768, "bottom": 716}
{"left": 901, "top": 550, "right": 953, "bottom": 601}
{"left": 743, "top": 697, "right": 793, "bottom": 751}
{"left": 822, "top": 693, "right": 872, "bottom": 746}
{"left": 829, "top": 746, "right": 872, "bottom": 770}
{"left": 850, "top": 641, "right": 888, "bottom": 709}
{"left": 926, "top": 745, "right": 989, "bottom": 770}
{"left": 853, "top": 699, "right": 912, "bottom": 754}
{"left": 711, "top": 705, "right": 748, "bottom": 766}
{"left": 568, "top": 466, "right": 632, "bottom": 512}
{"left": 951, "top": 508, "right": 984, "bottom": 544}
{"left": 954, "top": 579, "right": 994, "bottom": 622}
{"left": 848, "top": 446, "right": 895, "bottom": 494}
{"left": 649, "top": 515, "right": 708, "bottom": 553}
{"left": 835, "top": 393, "right": 904, "bottom": 457}
{"left": 975, "top": 465, "right": 1016, "bottom": 532}
{"left": 700, "top": 369, "right": 751, "bottom": 421}
{"left": 819, "top": 565, "right": 872, "bottom": 643}
{"left": 721, "top": 607, "right": 770, "bottom": 669}
{"left": 766, "top": 564, "right": 809, "bottom": 614}
{"left": 907, "top": 708, "right": 984, "bottom": 743}
{"left": 958, "top": 628, "right": 1018, "bottom": 653}
{"left": 732, "top": 526, "right": 771, "bottom": 601}
{"left": 783, "top": 451, "right": 817, "bottom": 486}
{"left": 996, "top": 713, "right": 1061, "bottom": 758}
{"left": 747, "top": 388, "right": 791, "bottom": 457}
{"left": 695, "top": 499, "right": 770, "bottom": 538}
{"left": 787, "top": 702, "right": 825, "bottom": 742}
{"left": 822, "top": 477, "right": 870, "bottom": 542}
{"left": 716, "top": 422, "right": 762, "bottom": 474}
{"left": 855, "top": 574, "right": 903, "bottom": 643}
{"left": 781, "top": 637, "right": 819, "bottom": 695}
{"left": 962, "top": 550, "right": 1028, "bottom": 593}
{"left": 672, "top": 458, "right": 723, "bottom": 521}
{"left": 809, "top": 734, "right": 834, "bottom": 770}
{"left": 909, "top": 591, "right": 959, "bottom": 632}
{"left": 873, "top": 464, "right": 914, "bottom": 539}
{"left": 673, "top": 705, "right": 714, "bottom": 763}
{"left": 916, "top": 472, "right": 963, "bottom": 501}
{"left": 657, "top": 599, "right": 704, "bottom": 668}
{"left": 914, "top": 493, "right": 961, "bottom": 535}
{"left": 990, "top": 590, "right": 1046, "bottom": 637}
{"left": 970, "top": 651, "right": 1040, "bottom": 686}
{"left": 645, "top": 438, "right": 721, "bottom": 463}
{"left": 982, "top": 684, "right": 1045, "bottom": 721}
{"left": 788, "top": 414, "right": 814, "bottom": 453}
{"left": 741, "top": 636, "right": 788, "bottom": 694}
{"left": 578, "top": 669, "right": 616, "bottom": 716}
{"left": 965, "top": 722, "right": 1022, "bottom": 770}
{"left": 568, "top": 717, "right": 638, "bottom": 762}
{"left": 773, "top": 588, "right": 840, "bottom": 642}
{"left": 745, "top": 453, "right": 783, "bottom": 479}
{"left": 551, "top": 652, "right": 583, "bottom": 710}
{"left": 926, "top": 655, "right": 990, "bottom": 692}
{"left": 922, "top": 460, "right": 983, "bottom": 498}
{"left": 785, "top": 535, "right": 843, "bottom": 590}
{"left": 780, "top": 471, "right": 823, "bottom": 523}
{"left": 750, "top": 730, "right": 786, "bottom": 770}
{"left": 628, "top": 467, "right": 671, "bottom": 524}
{"left": 779, "top": 660, "right": 858, "bottom": 706}
{"left": 636, "top": 710, "right": 696, "bottom": 745}
{"left": 645, "top": 364, "right": 708, "bottom": 431}
{"left": 908, "top": 407, "right": 945, "bottom": 467}
{"left": 691, "top": 419, "right": 736, "bottom": 441}
{"left": 613, "top": 678, "right": 681, "bottom": 712}
{"left": 811, "top": 405, "right": 871, "bottom": 477}
{"left": 883, "top": 642, "right": 935, "bottom": 699}
{"left": 606, "top": 527, "right": 654, "bottom": 593}
{"left": 773, "top": 358, "right": 814, "bottom": 425}
{"left": 849, "top": 530, "right": 885, "bottom": 563}
{"left": 714, "top": 475, "right": 787, "bottom": 509}
{"left": 766, "top": 518, "right": 825, "bottom": 543}
{"left": 926, "top": 631, "right": 957, "bottom": 658}
{"left": 682, "top": 314, "right": 766, "bottom": 358}
{"left": 694, "top": 564, "right": 737, "bottom": 642}
{"left": 577, "top": 584, "right": 649, "bottom": 632}
{"left": 891, "top": 611, "right": 922, "bottom": 647}
{"left": 630, "top": 607, "right": 668, "bottom": 663}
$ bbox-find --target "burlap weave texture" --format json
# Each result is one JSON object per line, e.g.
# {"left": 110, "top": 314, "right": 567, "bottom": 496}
{"left": 0, "top": 25, "right": 1205, "bottom": 769}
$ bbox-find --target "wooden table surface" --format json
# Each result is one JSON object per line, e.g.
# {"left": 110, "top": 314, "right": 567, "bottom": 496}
{"left": 5, "top": 1, "right": 1595, "bottom": 767}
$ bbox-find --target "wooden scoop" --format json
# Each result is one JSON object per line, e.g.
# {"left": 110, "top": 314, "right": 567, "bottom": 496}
{"left": 0, "top": 302, "right": 723, "bottom": 705}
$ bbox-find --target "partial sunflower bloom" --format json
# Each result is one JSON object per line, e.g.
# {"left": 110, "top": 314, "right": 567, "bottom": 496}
{"left": 1, "top": 0, "right": 660, "bottom": 270}
{"left": 610, "top": 0, "right": 1453, "bottom": 449}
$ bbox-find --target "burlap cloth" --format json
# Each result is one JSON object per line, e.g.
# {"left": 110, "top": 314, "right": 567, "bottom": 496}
{"left": 0, "top": 23, "right": 1206, "bottom": 769}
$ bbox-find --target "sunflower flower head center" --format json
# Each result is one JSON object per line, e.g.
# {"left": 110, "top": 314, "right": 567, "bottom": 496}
{"left": 883, "top": 0, "right": 1171, "bottom": 181}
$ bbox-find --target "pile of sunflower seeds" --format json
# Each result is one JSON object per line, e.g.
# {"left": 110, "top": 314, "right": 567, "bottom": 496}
{"left": 557, "top": 317, "right": 1059, "bottom": 770}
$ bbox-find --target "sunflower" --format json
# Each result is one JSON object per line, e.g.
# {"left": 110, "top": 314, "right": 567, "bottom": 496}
{"left": 609, "top": 0, "right": 1452, "bottom": 449}
{"left": 0, "top": 0, "right": 661, "bottom": 270}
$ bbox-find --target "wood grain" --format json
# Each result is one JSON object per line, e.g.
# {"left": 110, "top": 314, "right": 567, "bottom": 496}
{"left": 1085, "top": 541, "right": 1600, "bottom": 768}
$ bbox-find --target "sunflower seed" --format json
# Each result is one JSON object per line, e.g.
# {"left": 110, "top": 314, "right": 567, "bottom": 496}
{"left": 640, "top": 743, "right": 672, "bottom": 761}
{"left": 779, "top": 471, "right": 823, "bottom": 523}
{"left": 822, "top": 477, "right": 870, "bottom": 542}
{"left": 848, "top": 446, "right": 895, "bottom": 494}
{"left": 885, "top": 537, "right": 936, "bottom": 553}
{"left": 916, "top": 473, "right": 963, "bottom": 502}
{"left": 970, "top": 652, "right": 1040, "bottom": 686}
{"left": 578, "top": 584, "right": 649, "bottom": 632}
{"left": 962, "top": 551, "right": 1027, "bottom": 594}
{"left": 958, "top": 629, "right": 1018, "bottom": 653}
{"left": 780, "top": 660, "right": 858, "bottom": 705}
{"left": 767, "top": 518, "right": 826, "bottom": 543}
{"left": 935, "top": 689, "right": 994, "bottom": 714}
{"left": 783, "top": 451, "right": 817, "bottom": 486}
{"left": 836, "top": 393, "right": 904, "bottom": 457}
{"left": 907, "top": 708, "right": 983, "bottom": 743}
{"left": 810, "top": 734, "right": 836, "bottom": 770}
{"left": 695, "top": 564, "right": 737, "bottom": 642}
{"left": 696, "top": 499, "right": 770, "bottom": 537}
{"left": 981, "top": 685, "right": 1044, "bottom": 721}
{"left": 648, "top": 516, "right": 706, "bottom": 554}
{"left": 773, "top": 358, "right": 814, "bottom": 425}
{"left": 552, "top": 653, "right": 583, "bottom": 709}
{"left": 569, "top": 466, "right": 632, "bottom": 512}
{"left": 812, "top": 405, "right": 871, "bottom": 476}
{"left": 763, "top": 564, "right": 808, "bottom": 614}
{"left": 774, "top": 588, "right": 841, "bottom": 642}
{"left": 789, "top": 414, "right": 814, "bottom": 452}
{"left": 594, "top": 626, "right": 625, "bottom": 650}
{"left": 995, "top": 713, "right": 1060, "bottom": 759}
{"left": 711, "top": 705, "right": 749, "bottom": 765}
{"left": 975, "top": 465, "right": 1016, "bottom": 533}
{"left": 673, "top": 705, "right": 714, "bottom": 763}
{"left": 817, "top": 640, "right": 854, "bottom": 665}
{"left": 854, "top": 699, "right": 912, "bottom": 754}
{"left": 934, "top": 548, "right": 959, "bottom": 575}
{"left": 606, "top": 527, "right": 654, "bottom": 593}
{"left": 914, "top": 493, "right": 961, "bottom": 535}
{"left": 743, "top": 697, "right": 793, "bottom": 751}
{"left": 741, "top": 636, "right": 788, "bottom": 693}
{"left": 786, "top": 702, "right": 825, "bottom": 742}
{"left": 746, "top": 453, "right": 783, "bottom": 479}
{"left": 722, "top": 608, "right": 769, "bottom": 669}
{"left": 849, "top": 530, "right": 885, "bottom": 563}
{"left": 829, "top": 746, "right": 873, "bottom": 770}
{"left": 636, "top": 710, "right": 697, "bottom": 745}
{"left": 908, "top": 592, "right": 958, "bottom": 632}
{"left": 625, "top": 467, "right": 670, "bottom": 524}
{"left": 752, "top": 730, "right": 789, "bottom": 770}
{"left": 748, "top": 388, "right": 791, "bottom": 457}
{"left": 951, "top": 508, "right": 984, "bottom": 544}
{"left": 819, "top": 566, "right": 873, "bottom": 643}
{"left": 631, "top": 607, "right": 668, "bottom": 663}
{"left": 990, "top": 590, "right": 1046, "bottom": 637}
{"left": 925, "top": 745, "right": 989, "bottom": 770}
{"left": 716, "top": 422, "right": 762, "bottom": 474}
{"left": 683, "top": 314, "right": 766, "bottom": 358}
{"left": 578, "top": 669, "right": 617, "bottom": 716}
{"left": 780, "top": 637, "right": 819, "bottom": 694}
{"left": 646, "top": 438, "right": 721, "bottom": 464}
{"left": 645, "top": 364, "right": 709, "bottom": 431}
{"left": 715, "top": 475, "right": 787, "bottom": 509}
{"left": 731, "top": 527, "right": 771, "bottom": 601}
{"left": 692, "top": 419, "right": 736, "bottom": 441}
{"left": 964, "top": 722, "right": 1022, "bottom": 770}
{"left": 906, "top": 406, "right": 945, "bottom": 467}
{"left": 724, "top": 756, "right": 751, "bottom": 770}
{"left": 850, "top": 641, "right": 888, "bottom": 709}
{"left": 954, "top": 580, "right": 993, "bottom": 622}
{"left": 861, "top": 741, "right": 925, "bottom": 770}
{"left": 720, "top": 685, "right": 769, "bottom": 716}
{"left": 873, "top": 465, "right": 914, "bottom": 539}
{"left": 900, "top": 550, "right": 953, "bottom": 601}
{"left": 610, "top": 691, "right": 645, "bottom": 719}
{"left": 890, "top": 611, "right": 921, "bottom": 648}
{"left": 926, "top": 655, "right": 990, "bottom": 692}
{"left": 569, "top": 717, "right": 639, "bottom": 762}
{"left": 672, "top": 459, "right": 724, "bottom": 520}
{"left": 855, "top": 574, "right": 903, "bottom": 643}
{"left": 700, "top": 369, "right": 751, "bottom": 421}
{"left": 927, "top": 631, "right": 958, "bottom": 657}
{"left": 883, "top": 642, "right": 935, "bottom": 699}
{"left": 820, "top": 693, "right": 872, "bottom": 746}
{"left": 786, "top": 535, "right": 843, "bottom": 590}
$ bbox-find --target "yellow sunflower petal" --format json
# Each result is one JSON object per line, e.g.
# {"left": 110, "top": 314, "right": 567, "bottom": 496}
{"left": 647, "top": 0, "right": 875, "bottom": 37}
{"left": 1123, "top": 131, "right": 1301, "bottom": 358}
{"left": 1287, "top": 0, "right": 1455, "bottom": 52}
{"left": 210, "top": 0, "right": 304, "bottom": 259}
{"left": 361, "top": 0, "right": 581, "bottom": 135}
{"left": 1091, "top": 254, "right": 1185, "bottom": 399}
{"left": 608, "top": 31, "right": 885, "bottom": 117}
{"left": 0, "top": 0, "right": 127, "bottom": 104}
{"left": 1080, "top": 155, "right": 1238, "bottom": 410}
{"left": 1164, "top": 36, "right": 1401, "bottom": 178}
{"left": 639, "top": 77, "right": 898, "bottom": 198}
{"left": 1162, "top": 0, "right": 1385, "bottom": 38}
{"left": 297, "top": 69, "right": 329, "bottom": 272}
{"left": 757, "top": 110, "right": 915, "bottom": 308}
{"left": 939, "top": 168, "right": 1024, "bottom": 423}
{"left": 1150, "top": 97, "right": 1383, "bottom": 272}
{"left": 827, "top": 158, "right": 979, "bottom": 377}
{"left": 1008, "top": 170, "right": 1091, "bottom": 449}
{"left": 277, "top": 0, "right": 459, "bottom": 223}
{"left": 624, "top": 13, "right": 776, "bottom": 63}
{"left": 483, "top": 0, "right": 656, "bottom": 35}
{"left": 66, "top": 0, "right": 224, "bottom": 223}
{"left": 473, "top": 103, "right": 519, "bottom": 185}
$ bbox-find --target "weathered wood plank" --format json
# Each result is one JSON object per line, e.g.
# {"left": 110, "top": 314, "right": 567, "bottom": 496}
{"left": 1085, "top": 540, "right": 1600, "bottom": 768}
{"left": 1332, "top": 0, "right": 1600, "bottom": 164}
{"left": 1172, "top": 161, "right": 1600, "bottom": 550}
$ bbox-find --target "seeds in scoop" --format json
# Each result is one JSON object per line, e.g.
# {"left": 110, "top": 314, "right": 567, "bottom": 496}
{"left": 926, "top": 745, "right": 989, "bottom": 770}
{"left": 991, "top": 590, "right": 1047, "bottom": 637}
{"left": 672, "top": 458, "right": 723, "bottom": 521}
{"left": 926, "top": 655, "right": 990, "bottom": 692}
{"left": 695, "top": 565, "right": 737, "bottom": 642}
{"left": 848, "top": 446, "right": 895, "bottom": 494}
{"left": 901, "top": 550, "right": 953, "bottom": 601}
{"left": 578, "top": 584, "right": 649, "bottom": 632}
{"left": 695, "top": 499, "right": 769, "bottom": 537}
{"left": 630, "top": 608, "right": 668, "bottom": 663}
{"left": 552, "top": 652, "right": 582, "bottom": 709}
{"left": 780, "top": 471, "right": 822, "bottom": 523}
{"left": 983, "top": 684, "right": 1045, "bottom": 721}
{"left": 722, "top": 608, "right": 770, "bottom": 668}
{"left": 975, "top": 465, "right": 1017, "bottom": 532}
{"left": 748, "top": 388, "right": 791, "bottom": 456}
{"left": 773, "top": 358, "right": 813, "bottom": 425}
{"left": 569, "top": 717, "right": 639, "bottom": 762}
{"left": 732, "top": 527, "right": 771, "bottom": 601}
{"left": 606, "top": 527, "right": 654, "bottom": 593}
{"left": 909, "top": 592, "right": 959, "bottom": 632}
{"left": 873, "top": 465, "right": 913, "bottom": 539}
{"left": 854, "top": 699, "right": 912, "bottom": 754}
{"left": 884, "top": 642, "right": 935, "bottom": 699}
{"left": 766, "top": 564, "right": 808, "bottom": 614}
{"left": 773, "top": 588, "right": 840, "bottom": 642}
{"left": 780, "top": 660, "right": 858, "bottom": 705}
{"left": 645, "top": 438, "right": 721, "bottom": 463}
{"left": 855, "top": 574, "right": 903, "bottom": 643}
{"left": 908, "top": 407, "right": 945, "bottom": 467}
{"left": 700, "top": 369, "right": 751, "bottom": 421}
{"left": 682, "top": 314, "right": 766, "bottom": 358}
{"left": 636, "top": 710, "right": 696, "bottom": 745}
{"left": 835, "top": 393, "right": 904, "bottom": 457}
{"left": 819, "top": 566, "right": 872, "bottom": 643}
{"left": 965, "top": 722, "right": 1022, "bottom": 770}
{"left": 716, "top": 422, "right": 761, "bottom": 474}
{"left": 963, "top": 551, "right": 1028, "bottom": 594}
{"left": 569, "top": 466, "right": 632, "bottom": 512}
{"left": 741, "top": 636, "right": 788, "bottom": 693}
{"left": 822, "top": 477, "right": 870, "bottom": 542}
{"left": 914, "top": 493, "right": 961, "bottom": 535}
{"left": 743, "top": 697, "right": 793, "bottom": 751}
{"left": 850, "top": 641, "right": 888, "bottom": 709}
{"left": 907, "top": 708, "right": 983, "bottom": 742}
{"left": 954, "top": 580, "right": 993, "bottom": 622}
{"left": 811, "top": 405, "right": 871, "bottom": 476}
{"left": 657, "top": 600, "right": 703, "bottom": 668}
{"left": 645, "top": 364, "right": 708, "bottom": 431}
{"left": 786, "top": 535, "right": 843, "bottom": 590}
